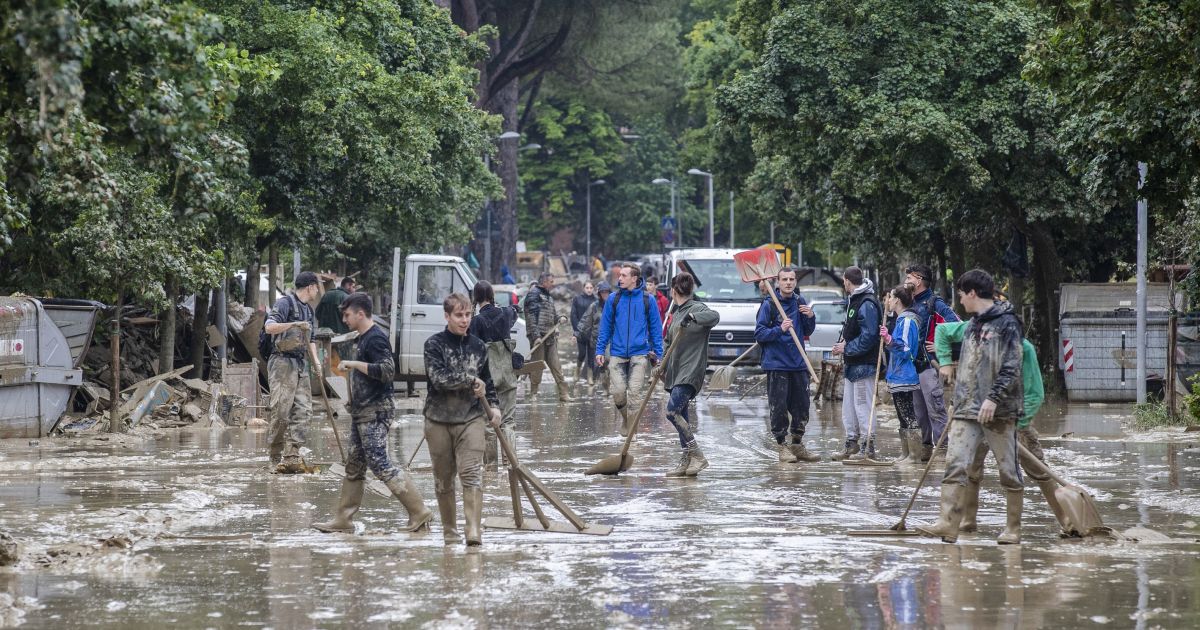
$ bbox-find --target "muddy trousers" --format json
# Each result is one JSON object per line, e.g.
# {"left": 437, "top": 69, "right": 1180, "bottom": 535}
{"left": 344, "top": 406, "right": 403, "bottom": 483}
{"left": 840, "top": 375, "right": 876, "bottom": 442}
{"left": 425, "top": 418, "right": 485, "bottom": 495}
{"left": 965, "top": 426, "right": 1051, "bottom": 484}
{"left": 267, "top": 355, "right": 311, "bottom": 461}
{"left": 528, "top": 336, "right": 567, "bottom": 394}
{"left": 576, "top": 339, "right": 597, "bottom": 381}
{"left": 942, "top": 417, "right": 1023, "bottom": 491}
{"left": 912, "top": 368, "right": 949, "bottom": 447}
{"left": 666, "top": 385, "right": 698, "bottom": 448}
{"left": 891, "top": 390, "right": 919, "bottom": 430}
{"left": 767, "top": 370, "right": 810, "bottom": 444}
{"left": 607, "top": 355, "right": 649, "bottom": 412}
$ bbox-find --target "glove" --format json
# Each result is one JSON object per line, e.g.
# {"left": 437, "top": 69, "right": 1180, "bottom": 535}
{"left": 648, "top": 351, "right": 659, "bottom": 365}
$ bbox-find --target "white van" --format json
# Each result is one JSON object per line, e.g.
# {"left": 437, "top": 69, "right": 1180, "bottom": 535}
{"left": 665, "top": 248, "right": 764, "bottom": 366}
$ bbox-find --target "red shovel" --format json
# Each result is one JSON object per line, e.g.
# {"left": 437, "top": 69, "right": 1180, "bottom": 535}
{"left": 733, "top": 248, "right": 820, "bottom": 388}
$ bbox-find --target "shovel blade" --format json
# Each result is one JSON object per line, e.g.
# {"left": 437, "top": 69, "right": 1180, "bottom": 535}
{"left": 584, "top": 454, "right": 633, "bottom": 476}
{"left": 1055, "top": 484, "right": 1105, "bottom": 536}
{"left": 733, "top": 248, "right": 782, "bottom": 283}
{"left": 709, "top": 365, "right": 736, "bottom": 390}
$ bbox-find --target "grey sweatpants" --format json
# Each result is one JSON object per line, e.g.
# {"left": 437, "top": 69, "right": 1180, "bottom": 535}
{"left": 912, "top": 367, "right": 949, "bottom": 446}
{"left": 943, "top": 417, "right": 1023, "bottom": 492}
{"left": 841, "top": 376, "right": 876, "bottom": 442}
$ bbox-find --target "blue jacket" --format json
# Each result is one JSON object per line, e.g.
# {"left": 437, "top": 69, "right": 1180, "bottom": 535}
{"left": 595, "top": 279, "right": 664, "bottom": 359}
{"left": 885, "top": 310, "right": 920, "bottom": 387}
{"left": 755, "top": 290, "right": 816, "bottom": 372}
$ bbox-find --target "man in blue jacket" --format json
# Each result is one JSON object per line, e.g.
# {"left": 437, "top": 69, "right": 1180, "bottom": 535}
{"left": 755, "top": 266, "right": 820, "bottom": 463}
{"left": 832, "top": 266, "right": 882, "bottom": 460}
{"left": 595, "top": 264, "right": 664, "bottom": 436}
{"left": 904, "top": 264, "right": 960, "bottom": 462}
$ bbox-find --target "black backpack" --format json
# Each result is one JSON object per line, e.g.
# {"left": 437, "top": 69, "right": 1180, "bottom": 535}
{"left": 258, "top": 293, "right": 302, "bottom": 360}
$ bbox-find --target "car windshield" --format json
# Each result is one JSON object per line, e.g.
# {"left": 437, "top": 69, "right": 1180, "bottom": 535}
{"left": 800, "top": 289, "right": 842, "bottom": 302}
{"left": 811, "top": 302, "right": 846, "bottom": 325}
{"left": 684, "top": 259, "right": 765, "bottom": 303}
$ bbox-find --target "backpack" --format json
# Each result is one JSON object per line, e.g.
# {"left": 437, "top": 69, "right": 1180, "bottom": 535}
{"left": 258, "top": 293, "right": 303, "bottom": 360}
{"left": 606, "top": 290, "right": 655, "bottom": 350}
{"left": 914, "top": 293, "right": 961, "bottom": 370}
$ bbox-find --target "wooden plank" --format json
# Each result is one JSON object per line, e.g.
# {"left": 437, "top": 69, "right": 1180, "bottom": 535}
{"left": 518, "top": 475, "right": 551, "bottom": 529}
{"left": 516, "top": 465, "right": 586, "bottom": 530}
{"left": 482, "top": 517, "right": 612, "bottom": 536}
{"left": 507, "top": 468, "right": 524, "bottom": 529}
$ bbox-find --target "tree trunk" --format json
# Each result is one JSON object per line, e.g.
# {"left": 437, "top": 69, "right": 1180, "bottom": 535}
{"left": 268, "top": 243, "right": 279, "bottom": 306}
{"left": 932, "top": 228, "right": 950, "bottom": 301}
{"left": 158, "top": 275, "right": 178, "bottom": 374}
{"left": 1026, "top": 223, "right": 1065, "bottom": 388}
{"left": 244, "top": 248, "right": 260, "bottom": 312}
{"left": 947, "top": 231, "right": 966, "bottom": 313}
{"left": 110, "top": 290, "right": 123, "bottom": 433}
{"left": 189, "top": 289, "right": 211, "bottom": 379}
{"left": 491, "top": 79, "right": 520, "bottom": 277}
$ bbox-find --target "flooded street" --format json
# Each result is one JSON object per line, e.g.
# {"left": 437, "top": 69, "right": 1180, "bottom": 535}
{"left": 2, "top": 381, "right": 1200, "bottom": 628}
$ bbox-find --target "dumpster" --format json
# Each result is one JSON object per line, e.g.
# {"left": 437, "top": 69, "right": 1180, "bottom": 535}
{"left": 0, "top": 297, "right": 102, "bottom": 437}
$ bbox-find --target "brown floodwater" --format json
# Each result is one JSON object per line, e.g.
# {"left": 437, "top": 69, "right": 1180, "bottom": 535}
{"left": 1, "top": 377, "right": 1199, "bottom": 628}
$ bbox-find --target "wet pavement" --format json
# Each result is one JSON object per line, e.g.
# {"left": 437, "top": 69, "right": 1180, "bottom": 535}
{"left": 2, "top": 378, "right": 1200, "bottom": 628}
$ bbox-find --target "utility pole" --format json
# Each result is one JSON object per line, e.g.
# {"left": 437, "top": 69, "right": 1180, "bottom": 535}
{"left": 1136, "top": 162, "right": 1148, "bottom": 404}
{"left": 729, "top": 191, "right": 735, "bottom": 248}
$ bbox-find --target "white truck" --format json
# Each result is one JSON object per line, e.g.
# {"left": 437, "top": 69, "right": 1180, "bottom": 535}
{"left": 388, "top": 253, "right": 530, "bottom": 391}
{"left": 665, "top": 248, "right": 764, "bottom": 366}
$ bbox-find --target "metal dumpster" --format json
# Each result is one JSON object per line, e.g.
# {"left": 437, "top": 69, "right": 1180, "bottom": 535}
{"left": 0, "top": 297, "right": 101, "bottom": 437}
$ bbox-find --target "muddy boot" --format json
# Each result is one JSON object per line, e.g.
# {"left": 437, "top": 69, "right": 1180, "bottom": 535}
{"left": 916, "top": 484, "right": 964, "bottom": 543}
{"left": 436, "top": 491, "right": 461, "bottom": 545}
{"left": 789, "top": 441, "right": 820, "bottom": 463}
{"left": 463, "top": 487, "right": 483, "bottom": 547}
{"left": 484, "top": 430, "right": 498, "bottom": 469}
{"left": 919, "top": 442, "right": 933, "bottom": 463}
{"left": 313, "top": 479, "right": 364, "bottom": 533}
{"left": 997, "top": 490, "right": 1023, "bottom": 545}
{"left": 905, "top": 430, "right": 925, "bottom": 465}
{"left": 666, "top": 449, "right": 691, "bottom": 478}
{"left": 685, "top": 443, "right": 709, "bottom": 476}
{"left": 1036, "top": 479, "right": 1068, "bottom": 534}
{"left": 385, "top": 475, "right": 434, "bottom": 532}
{"left": 848, "top": 438, "right": 874, "bottom": 461}
{"left": 959, "top": 479, "right": 981, "bottom": 533}
{"left": 777, "top": 442, "right": 799, "bottom": 463}
{"left": 617, "top": 406, "right": 631, "bottom": 437}
{"left": 558, "top": 384, "right": 571, "bottom": 403}
{"left": 894, "top": 429, "right": 911, "bottom": 464}
{"left": 275, "top": 455, "right": 306, "bottom": 475}
{"left": 830, "top": 438, "right": 860, "bottom": 461}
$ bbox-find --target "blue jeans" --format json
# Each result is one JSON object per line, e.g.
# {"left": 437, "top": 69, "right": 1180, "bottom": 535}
{"left": 666, "top": 385, "right": 697, "bottom": 448}
{"left": 344, "top": 405, "right": 400, "bottom": 483}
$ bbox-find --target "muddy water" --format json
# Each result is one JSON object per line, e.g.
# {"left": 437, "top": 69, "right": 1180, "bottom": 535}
{"left": 1, "top": 381, "right": 1199, "bottom": 628}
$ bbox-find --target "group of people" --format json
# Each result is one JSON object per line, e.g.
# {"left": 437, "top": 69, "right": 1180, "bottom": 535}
{"left": 260, "top": 258, "right": 1057, "bottom": 547}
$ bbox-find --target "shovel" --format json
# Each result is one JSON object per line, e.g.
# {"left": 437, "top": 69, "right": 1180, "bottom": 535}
{"left": 584, "top": 342, "right": 677, "bottom": 476}
{"left": 708, "top": 343, "right": 759, "bottom": 391}
{"left": 1017, "top": 442, "right": 1106, "bottom": 537}
{"left": 310, "top": 346, "right": 390, "bottom": 496}
{"left": 843, "top": 336, "right": 892, "bottom": 468}
{"left": 732, "top": 248, "right": 820, "bottom": 388}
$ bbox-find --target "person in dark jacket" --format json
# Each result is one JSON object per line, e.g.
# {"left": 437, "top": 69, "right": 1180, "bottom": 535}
{"left": 918, "top": 269, "right": 1025, "bottom": 545}
{"left": 264, "top": 271, "right": 320, "bottom": 473}
{"left": 469, "top": 281, "right": 519, "bottom": 468}
{"left": 654, "top": 272, "right": 720, "bottom": 477}
{"left": 577, "top": 282, "right": 613, "bottom": 391}
{"left": 424, "top": 293, "right": 501, "bottom": 547}
{"left": 570, "top": 282, "right": 598, "bottom": 385}
{"left": 904, "top": 263, "right": 960, "bottom": 461}
{"left": 595, "top": 265, "right": 664, "bottom": 436}
{"left": 525, "top": 272, "right": 569, "bottom": 402}
{"left": 831, "top": 266, "right": 882, "bottom": 461}
{"left": 754, "top": 266, "right": 820, "bottom": 463}
{"left": 315, "top": 293, "right": 432, "bottom": 534}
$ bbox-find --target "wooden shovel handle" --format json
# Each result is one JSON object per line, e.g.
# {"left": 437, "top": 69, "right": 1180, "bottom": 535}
{"left": 728, "top": 343, "right": 759, "bottom": 368}
{"left": 766, "top": 288, "right": 821, "bottom": 387}
{"left": 309, "top": 344, "right": 346, "bottom": 463}
{"left": 1017, "top": 442, "right": 1069, "bottom": 488}
{"left": 863, "top": 335, "right": 887, "bottom": 437}
{"left": 615, "top": 342, "right": 678, "bottom": 461}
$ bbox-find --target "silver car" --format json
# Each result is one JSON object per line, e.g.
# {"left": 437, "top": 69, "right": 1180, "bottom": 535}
{"left": 805, "top": 299, "right": 846, "bottom": 365}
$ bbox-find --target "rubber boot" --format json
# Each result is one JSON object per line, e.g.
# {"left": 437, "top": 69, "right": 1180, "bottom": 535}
{"left": 558, "top": 383, "right": 570, "bottom": 403}
{"left": 484, "top": 430, "right": 499, "bottom": 469}
{"left": 959, "top": 478, "right": 981, "bottom": 533}
{"left": 463, "top": 487, "right": 483, "bottom": 547}
{"left": 916, "top": 484, "right": 964, "bottom": 543}
{"left": 895, "top": 429, "right": 911, "bottom": 464}
{"left": 685, "top": 444, "right": 709, "bottom": 476}
{"left": 617, "top": 406, "right": 632, "bottom": 437}
{"left": 436, "top": 490, "right": 461, "bottom": 545}
{"left": 830, "top": 439, "right": 860, "bottom": 461}
{"left": 789, "top": 441, "right": 820, "bottom": 463}
{"left": 777, "top": 443, "right": 799, "bottom": 463}
{"left": 384, "top": 475, "right": 434, "bottom": 532}
{"left": 905, "top": 430, "right": 925, "bottom": 465}
{"left": 276, "top": 455, "right": 306, "bottom": 475}
{"left": 666, "top": 449, "right": 691, "bottom": 477}
{"left": 1036, "top": 479, "right": 1069, "bottom": 534}
{"left": 919, "top": 443, "right": 933, "bottom": 463}
{"left": 313, "top": 479, "right": 364, "bottom": 533}
{"left": 997, "top": 490, "right": 1023, "bottom": 545}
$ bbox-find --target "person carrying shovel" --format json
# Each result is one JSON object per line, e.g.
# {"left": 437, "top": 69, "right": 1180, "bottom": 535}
{"left": 652, "top": 272, "right": 720, "bottom": 477}
{"left": 314, "top": 293, "right": 433, "bottom": 534}
{"left": 917, "top": 269, "right": 1025, "bottom": 544}
{"left": 754, "top": 266, "right": 820, "bottom": 463}
{"left": 424, "top": 293, "right": 502, "bottom": 547}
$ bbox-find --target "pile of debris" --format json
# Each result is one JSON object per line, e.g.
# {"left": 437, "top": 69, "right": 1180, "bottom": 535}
{"left": 56, "top": 361, "right": 263, "bottom": 436}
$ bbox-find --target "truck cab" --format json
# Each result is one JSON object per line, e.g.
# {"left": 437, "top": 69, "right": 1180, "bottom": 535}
{"left": 666, "top": 248, "right": 765, "bottom": 365}
{"left": 395, "top": 254, "right": 530, "bottom": 385}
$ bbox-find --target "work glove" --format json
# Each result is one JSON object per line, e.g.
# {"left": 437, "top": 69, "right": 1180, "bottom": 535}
{"left": 648, "top": 351, "right": 659, "bottom": 365}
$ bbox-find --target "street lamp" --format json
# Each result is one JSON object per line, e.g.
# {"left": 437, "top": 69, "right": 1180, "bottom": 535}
{"left": 652, "top": 178, "right": 679, "bottom": 248}
{"left": 586, "top": 179, "right": 606, "bottom": 265}
{"left": 688, "top": 168, "right": 715, "bottom": 247}
{"left": 483, "top": 131, "right": 523, "bottom": 281}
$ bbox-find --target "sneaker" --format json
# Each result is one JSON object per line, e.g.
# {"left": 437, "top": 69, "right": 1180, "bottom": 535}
{"left": 831, "top": 439, "right": 860, "bottom": 461}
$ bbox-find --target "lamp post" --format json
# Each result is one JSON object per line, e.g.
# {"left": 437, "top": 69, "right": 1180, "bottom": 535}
{"left": 688, "top": 168, "right": 714, "bottom": 247}
{"left": 651, "top": 178, "right": 678, "bottom": 248}
{"left": 482, "top": 131, "right": 523, "bottom": 281}
{"left": 586, "top": 179, "right": 606, "bottom": 264}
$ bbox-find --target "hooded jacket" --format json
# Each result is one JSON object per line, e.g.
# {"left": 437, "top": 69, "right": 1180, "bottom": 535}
{"left": 754, "top": 290, "right": 816, "bottom": 372}
{"left": 595, "top": 279, "right": 664, "bottom": 359}
{"left": 662, "top": 299, "right": 721, "bottom": 391}
{"left": 884, "top": 310, "right": 920, "bottom": 388}
{"left": 524, "top": 285, "right": 559, "bottom": 341}
{"left": 423, "top": 329, "right": 498, "bottom": 424}
{"left": 951, "top": 301, "right": 1024, "bottom": 422}
{"left": 911, "top": 286, "right": 961, "bottom": 370}
{"left": 841, "top": 279, "right": 881, "bottom": 381}
{"left": 935, "top": 318, "right": 1043, "bottom": 428}
{"left": 570, "top": 293, "right": 596, "bottom": 334}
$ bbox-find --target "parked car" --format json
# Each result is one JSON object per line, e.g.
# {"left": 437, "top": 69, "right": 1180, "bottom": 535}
{"left": 798, "top": 286, "right": 844, "bottom": 304}
{"left": 491, "top": 283, "right": 527, "bottom": 310}
{"left": 806, "top": 299, "right": 847, "bottom": 366}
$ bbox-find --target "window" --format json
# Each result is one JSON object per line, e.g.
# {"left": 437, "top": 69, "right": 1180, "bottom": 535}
{"left": 416, "top": 266, "right": 470, "bottom": 305}
{"left": 683, "top": 259, "right": 765, "bottom": 303}
{"left": 811, "top": 303, "right": 847, "bottom": 325}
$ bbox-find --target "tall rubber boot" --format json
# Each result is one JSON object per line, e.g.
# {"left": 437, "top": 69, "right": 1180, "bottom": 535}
{"left": 313, "top": 479, "right": 364, "bottom": 533}
{"left": 436, "top": 490, "right": 461, "bottom": 545}
{"left": 384, "top": 475, "right": 434, "bottom": 532}
{"left": 916, "top": 484, "right": 964, "bottom": 543}
{"left": 997, "top": 490, "right": 1023, "bottom": 544}
{"left": 463, "top": 487, "right": 483, "bottom": 547}
{"left": 1036, "top": 479, "right": 1069, "bottom": 535}
{"left": 558, "top": 383, "right": 571, "bottom": 403}
{"left": 895, "top": 429, "right": 911, "bottom": 464}
{"left": 617, "top": 406, "right": 632, "bottom": 437}
{"left": 685, "top": 444, "right": 709, "bottom": 476}
{"left": 958, "top": 478, "right": 981, "bottom": 533}
{"left": 905, "top": 430, "right": 925, "bottom": 466}
{"left": 918, "top": 442, "right": 933, "bottom": 463}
